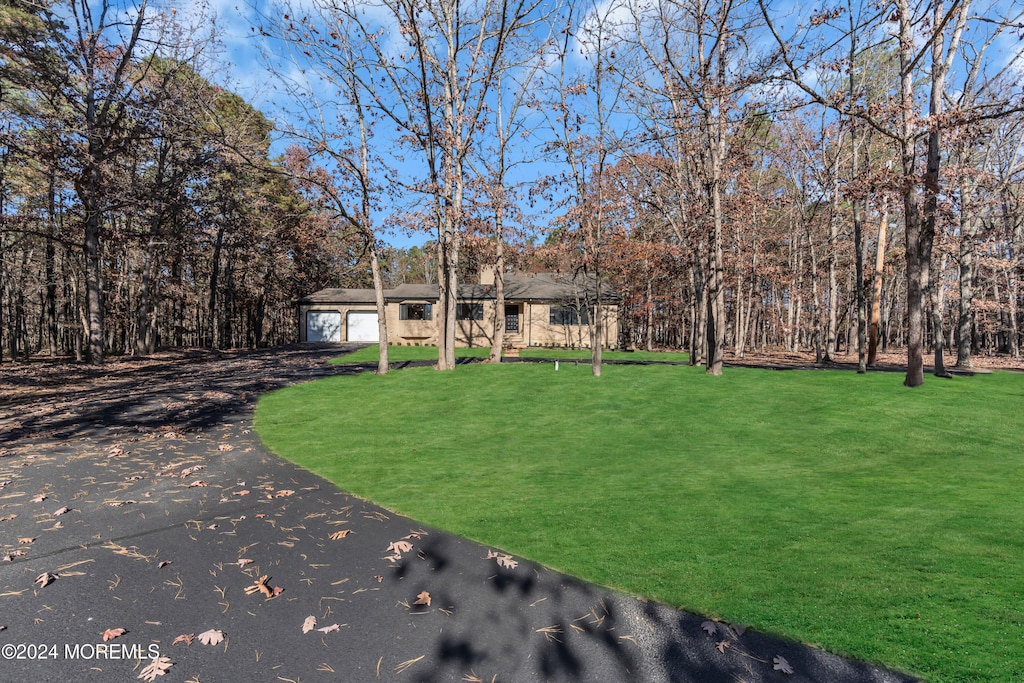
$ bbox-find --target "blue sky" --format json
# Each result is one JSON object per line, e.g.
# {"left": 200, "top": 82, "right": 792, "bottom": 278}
{"left": 170, "top": 0, "right": 1023, "bottom": 249}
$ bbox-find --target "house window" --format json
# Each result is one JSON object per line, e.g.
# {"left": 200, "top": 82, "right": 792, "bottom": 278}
{"left": 456, "top": 303, "right": 484, "bottom": 321}
{"left": 400, "top": 303, "right": 432, "bottom": 321}
{"left": 549, "top": 304, "right": 591, "bottom": 325}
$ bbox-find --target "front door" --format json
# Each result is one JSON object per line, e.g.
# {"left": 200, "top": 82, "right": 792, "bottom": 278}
{"left": 505, "top": 304, "right": 520, "bottom": 333}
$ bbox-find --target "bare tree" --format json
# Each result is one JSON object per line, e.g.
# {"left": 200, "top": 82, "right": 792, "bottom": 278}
{"left": 760, "top": 0, "right": 1024, "bottom": 385}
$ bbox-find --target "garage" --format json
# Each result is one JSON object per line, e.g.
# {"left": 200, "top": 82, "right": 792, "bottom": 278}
{"left": 346, "top": 310, "right": 379, "bottom": 342}
{"left": 306, "top": 311, "right": 342, "bottom": 342}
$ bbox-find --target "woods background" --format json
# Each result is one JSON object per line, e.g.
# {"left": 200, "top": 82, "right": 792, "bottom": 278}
{"left": 1, "top": 0, "right": 1021, "bottom": 380}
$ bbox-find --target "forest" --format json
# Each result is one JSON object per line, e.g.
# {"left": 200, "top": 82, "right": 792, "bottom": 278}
{"left": 1, "top": 0, "right": 1021, "bottom": 386}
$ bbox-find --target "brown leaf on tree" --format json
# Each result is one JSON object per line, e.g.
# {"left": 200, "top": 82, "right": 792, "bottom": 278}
{"left": 137, "top": 655, "right": 173, "bottom": 681}
{"left": 197, "top": 629, "right": 224, "bottom": 646}
{"left": 171, "top": 633, "right": 194, "bottom": 646}
{"left": 414, "top": 591, "right": 431, "bottom": 606}
{"left": 102, "top": 627, "right": 126, "bottom": 642}
{"left": 34, "top": 572, "right": 55, "bottom": 588}
{"left": 329, "top": 530, "right": 352, "bottom": 540}
{"left": 302, "top": 616, "right": 317, "bottom": 633}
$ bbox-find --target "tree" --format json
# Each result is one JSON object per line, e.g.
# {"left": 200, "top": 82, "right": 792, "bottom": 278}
{"left": 760, "top": 0, "right": 1024, "bottom": 385}
{"left": 331, "top": 0, "right": 541, "bottom": 371}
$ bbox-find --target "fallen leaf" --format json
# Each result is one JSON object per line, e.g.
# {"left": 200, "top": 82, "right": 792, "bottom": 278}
{"left": 236, "top": 559, "right": 253, "bottom": 567}
{"left": 138, "top": 655, "right": 173, "bottom": 680}
{"left": 197, "top": 629, "right": 224, "bottom": 646}
{"left": 317, "top": 623, "right": 340, "bottom": 633}
{"left": 387, "top": 540, "right": 413, "bottom": 555}
{"left": 53, "top": 506, "right": 71, "bottom": 516}
{"left": 700, "top": 620, "right": 718, "bottom": 636}
{"left": 19, "top": 537, "right": 35, "bottom": 545}
{"left": 274, "top": 489, "right": 295, "bottom": 498}
{"left": 244, "top": 575, "right": 273, "bottom": 598}
{"left": 302, "top": 616, "right": 317, "bottom": 633}
{"left": 31, "top": 495, "right": 47, "bottom": 503}
{"left": 188, "top": 480, "right": 208, "bottom": 488}
{"left": 496, "top": 554, "right": 518, "bottom": 570}
{"left": 716, "top": 640, "right": 730, "bottom": 653}
{"left": 157, "top": 561, "right": 171, "bottom": 569}
{"left": 0, "top": 514, "right": 17, "bottom": 523}
{"left": 414, "top": 591, "right": 431, "bottom": 606}
{"left": 218, "top": 444, "right": 233, "bottom": 451}
{"left": 234, "top": 490, "right": 250, "bottom": 496}
{"left": 172, "top": 634, "right": 194, "bottom": 646}
{"left": 3, "top": 550, "right": 27, "bottom": 561}
{"left": 102, "top": 627, "right": 126, "bottom": 642}
{"left": 773, "top": 655, "right": 794, "bottom": 674}
{"left": 329, "top": 530, "right": 352, "bottom": 540}
{"left": 34, "top": 572, "right": 55, "bottom": 588}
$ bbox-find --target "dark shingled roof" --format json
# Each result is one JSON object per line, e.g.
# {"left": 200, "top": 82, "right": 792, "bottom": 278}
{"left": 297, "top": 288, "right": 378, "bottom": 304}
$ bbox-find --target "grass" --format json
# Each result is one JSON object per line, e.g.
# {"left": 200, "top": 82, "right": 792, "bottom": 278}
{"left": 331, "top": 344, "right": 688, "bottom": 364}
{"left": 330, "top": 344, "right": 489, "bottom": 364}
{"left": 255, "top": 362, "right": 1024, "bottom": 682}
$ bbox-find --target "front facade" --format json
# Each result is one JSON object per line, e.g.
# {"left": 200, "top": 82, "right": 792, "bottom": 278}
{"left": 297, "top": 272, "right": 619, "bottom": 350}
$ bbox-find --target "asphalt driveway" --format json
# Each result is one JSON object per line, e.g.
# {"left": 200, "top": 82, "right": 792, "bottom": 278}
{"left": 0, "top": 345, "right": 918, "bottom": 682}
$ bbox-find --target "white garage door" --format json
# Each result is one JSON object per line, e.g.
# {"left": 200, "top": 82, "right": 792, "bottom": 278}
{"left": 306, "top": 311, "right": 342, "bottom": 342}
{"left": 347, "top": 310, "right": 379, "bottom": 342}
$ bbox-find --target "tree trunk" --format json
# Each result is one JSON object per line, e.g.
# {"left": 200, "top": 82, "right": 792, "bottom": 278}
{"left": 488, "top": 206, "right": 506, "bottom": 364}
{"left": 956, "top": 206, "right": 977, "bottom": 367}
{"left": 868, "top": 201, "right": 889, "bottom": 366}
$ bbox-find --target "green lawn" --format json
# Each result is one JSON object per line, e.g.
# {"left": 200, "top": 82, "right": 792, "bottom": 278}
{"left": 332, "top": 344, "right": 688, "bottom": 364}
{"left": 255, "top": 363, "right": 1024, "bottom": 682}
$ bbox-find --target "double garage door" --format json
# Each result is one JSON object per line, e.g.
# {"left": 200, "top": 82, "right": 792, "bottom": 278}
{"left": 306, "top": 310, "right": 379, "bottom": 343}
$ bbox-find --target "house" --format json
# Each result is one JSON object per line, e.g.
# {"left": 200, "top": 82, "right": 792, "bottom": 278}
{"left": 297, "top": 270, "right": 620, "bottom": 349}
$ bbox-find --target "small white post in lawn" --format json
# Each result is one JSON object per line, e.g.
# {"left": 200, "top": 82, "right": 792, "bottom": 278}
{"left": 555, "top": 361, "right": 559, "bottom": 371}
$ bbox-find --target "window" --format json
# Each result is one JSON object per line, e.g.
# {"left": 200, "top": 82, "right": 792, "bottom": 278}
{"left": 399, "top": 303, "right": 432, "bottom": 321}
{"left": 456, "top": 303, "right": 484, "bottom": 321}
{"left": 549, "top": 304, "right": 591, "bottom": 326}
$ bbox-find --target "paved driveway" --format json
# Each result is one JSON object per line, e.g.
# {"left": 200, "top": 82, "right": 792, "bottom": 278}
{"left": 0, "top": 346, "right": 917, "bottom": 682}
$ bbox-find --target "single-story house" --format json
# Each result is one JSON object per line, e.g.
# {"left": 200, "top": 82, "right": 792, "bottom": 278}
{"left": 297, "top": 270, "right": 619, "bottom": 349}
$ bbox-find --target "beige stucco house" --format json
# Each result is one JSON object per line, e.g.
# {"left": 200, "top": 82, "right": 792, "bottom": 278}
{"left": 297, "top": 271, "right": 619, "bottom": 350}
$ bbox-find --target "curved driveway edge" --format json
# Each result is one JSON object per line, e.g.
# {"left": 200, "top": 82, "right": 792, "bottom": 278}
{"left": 0, "top": 345, "right": 918, "bottom": 682}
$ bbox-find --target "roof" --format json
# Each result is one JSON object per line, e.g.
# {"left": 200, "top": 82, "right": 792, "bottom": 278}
{"left": 299, "top": 273, "right": 620, "bottom": 305}
{"left": 297, "top": 288, "right": 378, "bottom": 304}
